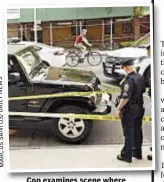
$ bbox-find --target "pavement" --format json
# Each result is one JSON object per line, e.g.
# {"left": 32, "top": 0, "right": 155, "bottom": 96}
{"left": 9, "top": 145, "right": 152, "bottom": 171}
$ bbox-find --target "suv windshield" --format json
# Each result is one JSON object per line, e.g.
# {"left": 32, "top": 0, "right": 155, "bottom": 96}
{"left": 16, "top": 46, "right": 42, "bottom": 78}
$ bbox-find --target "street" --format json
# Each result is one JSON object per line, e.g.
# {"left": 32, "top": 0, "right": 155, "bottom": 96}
{"left": 9, "top": 54, "right": 152, "bottom": 149}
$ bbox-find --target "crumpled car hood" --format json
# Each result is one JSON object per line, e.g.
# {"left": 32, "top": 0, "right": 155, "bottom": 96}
{"left": 30, "top": 67, "right": 98, "bottom": 87}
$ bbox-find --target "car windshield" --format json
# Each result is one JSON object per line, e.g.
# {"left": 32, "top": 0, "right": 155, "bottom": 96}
{"left": 15, "top": 46, "right": 42, "bottom": 78}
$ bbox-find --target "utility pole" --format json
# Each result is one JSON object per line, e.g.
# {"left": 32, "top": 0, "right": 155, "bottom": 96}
{"left": 34, "top": 8, "right": 37, "bottom": 42}
{"left": 50, "top": 22, "right": 53, "bottom": 46}
{"left": 110, "top": 19, "right": 113, "bottom": 50}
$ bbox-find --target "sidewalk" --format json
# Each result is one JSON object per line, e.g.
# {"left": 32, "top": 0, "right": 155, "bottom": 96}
{"left": 9, "top": 145, "right": 153, "bottom": 172}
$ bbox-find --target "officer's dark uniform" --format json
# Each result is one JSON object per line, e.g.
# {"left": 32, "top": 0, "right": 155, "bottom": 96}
{"left": 117, "top": 58, "right": 146, "bottom": 163}
{"left": 147, "top": 67, "right": 152, "bottom": 160}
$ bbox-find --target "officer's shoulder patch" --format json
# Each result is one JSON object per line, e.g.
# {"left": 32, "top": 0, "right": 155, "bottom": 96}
{"left": 124, "top": 83, "right": 129, "bottom": 91}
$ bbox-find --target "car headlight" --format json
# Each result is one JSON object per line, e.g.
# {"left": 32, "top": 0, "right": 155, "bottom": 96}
{"left": 53, "top": 50, "right": 65, "bottom": 55}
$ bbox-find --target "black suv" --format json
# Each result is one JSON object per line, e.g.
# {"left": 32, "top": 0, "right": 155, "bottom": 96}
{"left": 8, "top": 44, "right": 112, "bottom": 144}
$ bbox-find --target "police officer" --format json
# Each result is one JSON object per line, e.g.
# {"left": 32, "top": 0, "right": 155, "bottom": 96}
{"left": 147, "top": 84, "right": 152, "bottom": 160}
{"left": 144, "top": 44, "right": 152, "bottom": 161}
{"left": 116, "top": 58, "right": 146, "bottom": 163}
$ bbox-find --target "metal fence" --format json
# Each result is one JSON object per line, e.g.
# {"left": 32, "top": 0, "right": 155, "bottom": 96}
{"left": 7, "top": 18, "right": 150, "bottom": 49}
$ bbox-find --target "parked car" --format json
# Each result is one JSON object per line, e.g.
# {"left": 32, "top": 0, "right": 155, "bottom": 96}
{"left": 102, "top": 45, "right": 151, "bottom": 86}
{"left": 8, "top": 44, "right": 112, "bottom": 144}
{"left": 9, "top": 41, "right": 66, "bottom": 67}
{"left": 7, "top": 37, "right": 21, "bottom": 44}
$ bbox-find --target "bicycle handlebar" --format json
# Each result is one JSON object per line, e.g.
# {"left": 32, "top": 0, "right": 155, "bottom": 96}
{"left": 87, "top": 46, "right": 92, "bottom": 51}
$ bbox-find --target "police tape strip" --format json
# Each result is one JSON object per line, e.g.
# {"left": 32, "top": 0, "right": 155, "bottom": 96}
{"left": 8, "top": 90, "right": 118, "bottom": 101}
{"left": 9, "top": 112, "right": 151, "bottom": 122}
{"left": 8, "top": 87, "right": 150, "bottom": 101}
{"left": 101, "top": 83, "right": 150, "bottom": 92}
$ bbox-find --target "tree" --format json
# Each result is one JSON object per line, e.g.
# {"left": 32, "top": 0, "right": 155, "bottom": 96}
{"left": 133, "top": 7, "right": 144, "bottom": 40}
{"left": 105, "top": 7, "right": 112, "bottom": 14}
{"left": 133, "top": 7, "right": 144, "bottom": 18}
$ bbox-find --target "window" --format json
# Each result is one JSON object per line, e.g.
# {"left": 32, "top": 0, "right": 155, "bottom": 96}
{"left": 140, "top": 16, "right": 150, "bottom": 33}
{"left": 8, "top": 56, "right": 20, "bottom": 74}
{"left": 122, "top": 22, "right": 132, "bottom": 34}
{"left": 71, "top": 21, "right": 86, "bottom": 36}
{"left": 71, "top": 25, "right": 80, "bottom": 36}
{"left": 16, "top": 47, "right": 41, "bottom": 78}
{"left": 104, "top": 19, "right": 115, "bottom": 35}
{"left": 8, "top": 58, "right": 14, "bottom": 72}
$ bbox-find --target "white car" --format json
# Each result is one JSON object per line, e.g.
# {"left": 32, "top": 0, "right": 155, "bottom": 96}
{"left": 13, "top": 41, "right": 66, "bottom": 67}
{"left": 7, "top": 37, "right": 21, "bottom": 44}
{"left": 102, "top": 45, "right": 151, "bottom": 86}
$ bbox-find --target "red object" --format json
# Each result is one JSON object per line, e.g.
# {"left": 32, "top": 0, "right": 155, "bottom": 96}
{"left": 75, "top": 35, "right": 83, "bottom": 44}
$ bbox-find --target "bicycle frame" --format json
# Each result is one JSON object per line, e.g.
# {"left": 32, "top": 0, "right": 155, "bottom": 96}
{"left": 75, "top": 47, "right": 92, "bottom": 59}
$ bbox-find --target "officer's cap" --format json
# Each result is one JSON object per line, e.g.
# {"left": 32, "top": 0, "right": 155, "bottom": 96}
{"left": 120, "top": 58, "right": 136, "bottom": 67}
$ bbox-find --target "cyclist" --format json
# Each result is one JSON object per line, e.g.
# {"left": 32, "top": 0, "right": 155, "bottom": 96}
{"left": 74, "top": 29, "right": 92, "bottom": 61}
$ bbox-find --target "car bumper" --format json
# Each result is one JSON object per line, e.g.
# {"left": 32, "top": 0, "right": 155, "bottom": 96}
{"left": 102, "top": 62, "right": 124, "bottom": 80}
{"left": 92, "top": 93, "right": 112, "bottom": 115}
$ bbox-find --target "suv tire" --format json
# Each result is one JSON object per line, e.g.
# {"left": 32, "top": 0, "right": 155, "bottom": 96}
{"left": 52, "top": 105, "right": 92, "bottom": 144}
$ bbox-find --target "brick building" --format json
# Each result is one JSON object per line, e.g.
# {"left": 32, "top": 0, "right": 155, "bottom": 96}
{"left": 7, "top": 7, "right": 150, "bottom": 47}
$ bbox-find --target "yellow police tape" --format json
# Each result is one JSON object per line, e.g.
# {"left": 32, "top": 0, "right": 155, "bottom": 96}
{"left": 8, "top": 87, "right": 150, "bottom": 101}
{"left": 9, "top": 112, "right": 151, "bottom": 123}
{"left": 8, "top": 90, "right": 117, "bottom": 101}
{"left": 8, "top": 88, "right": 151, "bottom": 122}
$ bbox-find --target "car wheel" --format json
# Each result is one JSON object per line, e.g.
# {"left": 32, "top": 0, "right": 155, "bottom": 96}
{"left": 52, "top": 105, "right": 92, "bottom": 144}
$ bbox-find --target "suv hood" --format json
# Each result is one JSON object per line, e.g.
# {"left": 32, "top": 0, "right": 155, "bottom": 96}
{"left": 32, "top": 67, "right": 98, "bottom": 86}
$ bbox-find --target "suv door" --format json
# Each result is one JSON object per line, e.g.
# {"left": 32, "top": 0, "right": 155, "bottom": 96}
{"left": 8, "top": 55, "right": 28, "bottom": 112}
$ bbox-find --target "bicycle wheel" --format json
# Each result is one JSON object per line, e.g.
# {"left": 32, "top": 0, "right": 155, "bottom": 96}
{"left": 66, "top": 51, "right": 80, "bottom": 67}
{"left": 87, "top": 52, "right": 102, "bottom": 66}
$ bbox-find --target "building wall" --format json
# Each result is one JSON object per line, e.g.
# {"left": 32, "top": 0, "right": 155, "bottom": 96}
{"left": 7, "top": 24, "right": 19, "bottom": 37}
{"left": 7, "top": 15, "right": 150, "bottom": 47}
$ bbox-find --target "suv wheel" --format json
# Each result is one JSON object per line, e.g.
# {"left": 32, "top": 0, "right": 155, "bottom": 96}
{"left": 52, "top": 105, "right": 92, "bottom": 144}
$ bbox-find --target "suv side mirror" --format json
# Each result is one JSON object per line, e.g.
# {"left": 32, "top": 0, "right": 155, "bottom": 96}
{"left": 9, "top": 72, "right": 20, "bottom": 84}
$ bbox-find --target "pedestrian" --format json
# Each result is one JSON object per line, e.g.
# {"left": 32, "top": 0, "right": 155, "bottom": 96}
{"left": 115, "top": 58, "right": 146, "bottom": 163}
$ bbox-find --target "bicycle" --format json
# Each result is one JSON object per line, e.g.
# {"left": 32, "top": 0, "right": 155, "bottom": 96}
{"left": 66, "top": 47, "right": 102, "bottom": 67}
{"left": 99, "top": 41, "right": 119, "bottom": 51}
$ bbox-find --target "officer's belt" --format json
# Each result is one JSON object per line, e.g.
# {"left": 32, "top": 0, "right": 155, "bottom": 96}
{"left": 129, "top": 100, "right": 143, "bottom": 105}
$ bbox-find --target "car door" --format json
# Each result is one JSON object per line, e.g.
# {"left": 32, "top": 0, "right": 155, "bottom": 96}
{"left": 8, "top": 56, "right": 28, "bottom": 112}
{"left": 25, "top": 83, "right": 55, "bottom": 113}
